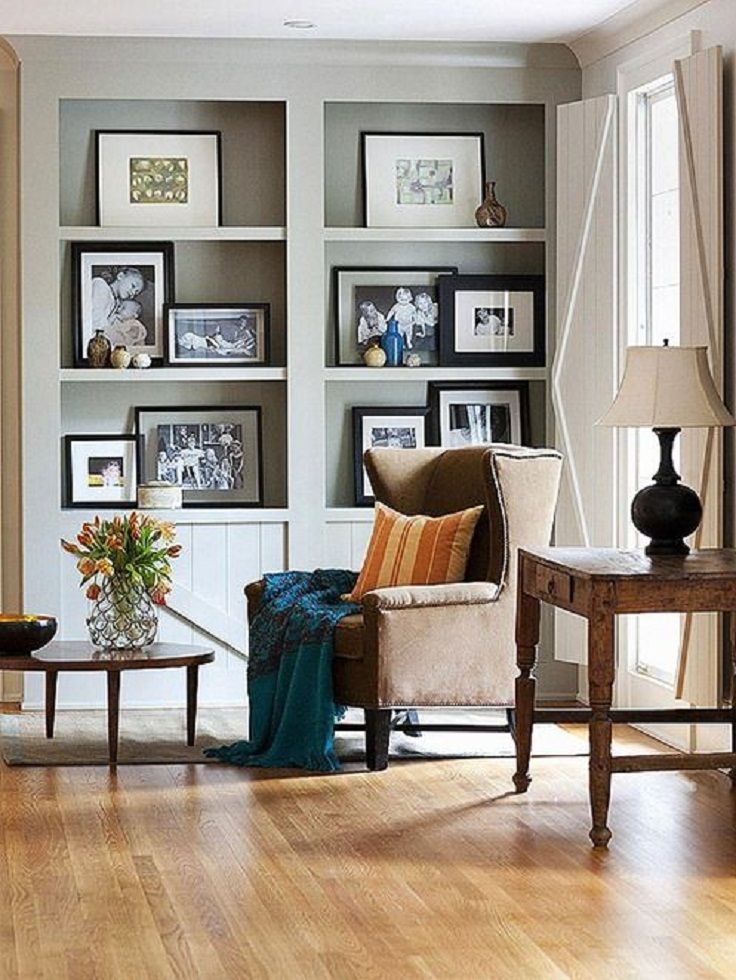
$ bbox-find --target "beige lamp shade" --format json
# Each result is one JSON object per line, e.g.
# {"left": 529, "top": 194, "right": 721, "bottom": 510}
{"left": 596, "top": 345, "right": 735, "bottom": 429}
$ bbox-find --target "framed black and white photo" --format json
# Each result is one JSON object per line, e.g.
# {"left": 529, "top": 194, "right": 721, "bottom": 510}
{"left": 164, "top": 304, "right": 270, "bottom": 367}
{"left": 428, "top": 382, "right": 530, "bottom": 448}
{"left": 72, "top": 241, "right": 174, "bottom": 366}
{"left": 64, "top": 434, "right": 140, "bottom": 509}
{"left": 352, "top": 406, "right": 430, "bottom": 506}
{"left": 135, "top": 406, "right": 263, "bottom": 508}
{"left": 333, "top": 266, "right": 456, "bottom": 366}
{"left": 438, "top": 274, "right": 545, "bottom": 367}
{"left": 361, "top": 132, "right": 484, "bottom": 228}
{"left": 96, "top": 130, "right": 222, "bottom": 227}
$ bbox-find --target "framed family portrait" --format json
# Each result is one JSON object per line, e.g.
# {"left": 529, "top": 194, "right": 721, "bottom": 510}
{"left": 135, "top": 406, "right": 263, "bottom": 508}
{"left": 352, "top": 406, "right": 430, "bottom": 506}
{"left": 164, "top": 304, "right": 270, "bottom": 367}
{"left": 96, "top": 130, "right": 222, "bottom": 227}
{"left": 362, "top": 132, "right": 484, "bottom": 228}
{"left": 64, "top": 434, "right": 140, "bottom": 509}
{"left": 333, "top": 266, "right": 456, "bottom": 366}
{"left": 72, "top": 241, "right": 174, "bottom": 366}
{"left": 428, "top": 382, "right": 530, "bottom": 449}
{"left": 438, "top": 274, "right": 545, "bottom": 367}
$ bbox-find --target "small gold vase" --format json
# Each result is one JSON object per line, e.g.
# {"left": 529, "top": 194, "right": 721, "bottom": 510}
{"left": 110, "top": 345, "right": 131, "bottom": 370}
{"left": 475, "top": 181, "right": 507, "bottom": 228}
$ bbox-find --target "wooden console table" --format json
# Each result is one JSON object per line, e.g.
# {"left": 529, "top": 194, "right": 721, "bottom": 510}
{"left": 514, "top": 548, "right": 736, "bottom": 848}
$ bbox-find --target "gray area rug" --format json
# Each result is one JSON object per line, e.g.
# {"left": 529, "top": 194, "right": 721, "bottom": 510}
{"left": 0, "top": 707, "right": 584, "bottom": 767}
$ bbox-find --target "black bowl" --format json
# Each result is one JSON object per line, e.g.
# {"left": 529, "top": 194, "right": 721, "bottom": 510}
{"left": 0, "top": 615, "right": 58, "bottom": 655}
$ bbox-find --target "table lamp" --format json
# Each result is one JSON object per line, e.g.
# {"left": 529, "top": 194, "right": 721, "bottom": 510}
{"left": 597, "top": 343, "right": 735, "bottom": 556}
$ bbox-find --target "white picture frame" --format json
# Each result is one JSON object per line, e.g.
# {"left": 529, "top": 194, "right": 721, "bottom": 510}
{"left": 352, "top": 406, "right": 430, "bottom": 505}
{"left": 65, "top": 435, "right": 140, "bottom": 508}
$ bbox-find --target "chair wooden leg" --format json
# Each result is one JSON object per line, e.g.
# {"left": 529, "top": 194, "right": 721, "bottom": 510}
{"left": 365, "top": 708, "right": 391, "bottom": 771}
{"left": 506, "top": 707, "right": 517, "bottom": 745}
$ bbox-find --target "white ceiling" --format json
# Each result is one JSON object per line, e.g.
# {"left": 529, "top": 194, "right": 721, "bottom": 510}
{"left": 0, "top": 0, "right": 642, "bottom": 44}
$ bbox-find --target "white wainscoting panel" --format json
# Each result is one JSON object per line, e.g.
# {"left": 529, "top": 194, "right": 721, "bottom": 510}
{"left": 324, "top": 517, "right": 373, "bottom": 571}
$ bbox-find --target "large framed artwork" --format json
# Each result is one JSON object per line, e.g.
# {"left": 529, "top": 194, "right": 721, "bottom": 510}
{"left": 428, "top": 382, "right": 530, "bottom": 448}
{"left": 135, "top": 405, "right": 263, "bottom": 508}
{"left": 352, "top": 406, "right": 430, "bottom": 506}
{"left": 72, "top": 241, "right": 174, "bottom": 366}
{"left": 64, "top": 434, "right": 140, "bottom": 509}
{"left": 437, "top": 274, "right": 545, "bottom": 367}
{"left": 333, "top": 266, "right": 456, "bottom": 366}
{"left": 361, "top": 132, "right": 485, "bottom": 228}
{"left": 96, "top": 130, "right": 222, "bottom": 227}
{"left": 164, "top": 303, "right": 270, "bottom": 367}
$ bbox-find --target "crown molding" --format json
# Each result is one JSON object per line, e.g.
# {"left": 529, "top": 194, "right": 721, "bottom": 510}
{"left": 570, "top": 0, "right": 709, "bottom": 68}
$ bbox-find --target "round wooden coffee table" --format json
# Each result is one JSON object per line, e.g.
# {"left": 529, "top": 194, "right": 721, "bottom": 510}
{"left": 0, "top": 642, "right": 215, "bottom": 766}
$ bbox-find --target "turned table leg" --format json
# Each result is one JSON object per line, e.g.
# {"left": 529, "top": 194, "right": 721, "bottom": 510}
{"left": 588, "top": 599, "right": 616, "bottom": 848}
{"left": 729, "top": 613, "right": 736, "bottom": 783}
{"left": 45, "top": 671, "right": 58, "bottom": 739}
{"left": 107, "top": 671, "right": 121, "bottom": 767}
{"left": 186, "top": 664, "right": 199, "bottom": 747}
{"left": 513, "top": 578, "right": 541, "bottom": 793}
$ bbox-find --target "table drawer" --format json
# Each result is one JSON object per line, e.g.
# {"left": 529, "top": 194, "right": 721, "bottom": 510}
{"left": 535, "top": 566, "right": 572, "bottom": 604}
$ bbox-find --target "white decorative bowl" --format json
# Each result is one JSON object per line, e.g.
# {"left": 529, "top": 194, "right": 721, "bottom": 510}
{"left": 137, "top": 482, "right": 183, "bottom": 510}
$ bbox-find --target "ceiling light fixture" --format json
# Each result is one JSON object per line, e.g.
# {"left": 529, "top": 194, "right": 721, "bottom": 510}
{"left": 283, "top": 18, "right": 316, "bottom": 29}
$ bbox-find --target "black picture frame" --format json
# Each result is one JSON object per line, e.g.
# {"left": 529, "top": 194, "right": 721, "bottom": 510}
{"left": 64, "top": 433, "right": 141, "bottom": 509}
{"left": 134, "top": 404, "right": 264, "bottom": 509}
{"left": 437, "top": 274, "right": 545, "bottom": 368}
{"left": 163, "top": 302, "right": 271, "bottom": 367}
{"left": 71, "top": 240, "right": 175, "bottom": 368}
{"left": 352, "top": 405, "right": 431, "bottom": 507}
{"left": 360, "top": 131, "right": 486, "bottom": 227}
{"left": 94, "top": 129, "right": 223, "bottom": 227}
{"left": 428, "top": 381, "right": 531, "bottom": 448}
{"left": 332, "top": 266, "right": 457, "bottom": 367}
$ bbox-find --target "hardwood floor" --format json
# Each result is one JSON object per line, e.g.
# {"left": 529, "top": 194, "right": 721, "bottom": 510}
{"left": 1, "top": 722, "right": 736, "bottom": 978}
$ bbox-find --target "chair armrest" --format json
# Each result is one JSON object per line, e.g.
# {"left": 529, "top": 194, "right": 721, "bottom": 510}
{"left": 362, "top": 581, "right": 499, "bottom": 611}
{"left": 245, "top": 579, "right": 265, "bottom": 621}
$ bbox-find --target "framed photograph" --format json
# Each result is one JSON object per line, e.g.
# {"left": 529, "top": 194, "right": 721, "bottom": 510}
{"left": 438, "top": 274, "right": 545, "bottom": 367}
{"left": 64, "top": 434, "right": 140, "bottom": 509}
{"left": 428, "top": 382, "right": 530, "bottom": 448}
{"left": 135, "top": 406, "right": 263, "bottom": 508}
{"left": 333, "top": 266, "right": 456, "bottom": 366}
{"left": 164, "top": 304, "right": 270, "bottom": 367}
{"left": 96, "top": 130, "right": 222, "bottom": 227}
{"left": 72, "top": 241, "right": 174, "bottom": 367}
{"left": 361, "top": 132, "right": 485, "bottom": 228}
{"left": 352, "top": 406, "right": 430, "bottom": 506}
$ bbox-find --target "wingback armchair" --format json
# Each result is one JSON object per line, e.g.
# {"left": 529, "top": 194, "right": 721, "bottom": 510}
{"left": 246, "top": 444, "right": 563, "bottom": 770}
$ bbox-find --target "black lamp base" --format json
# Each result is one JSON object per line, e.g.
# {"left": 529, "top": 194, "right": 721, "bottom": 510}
{"left": 630, "top": 428, "right": 702, "bottom": 557}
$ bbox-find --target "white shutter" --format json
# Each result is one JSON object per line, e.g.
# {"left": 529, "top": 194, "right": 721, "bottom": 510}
{"left": 674, "top": 46, "right": 724, "bottom": 705}
{"left": 553, "top": 95, "right": 618, "bottom": 665}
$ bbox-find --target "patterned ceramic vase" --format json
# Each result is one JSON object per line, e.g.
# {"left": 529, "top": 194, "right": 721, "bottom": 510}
{"left": 475, "top": 181, "right": 508, "bottom": 228}
{"left": 380, "top": 320, "right": 404, "bottom": 367}
{"left": 110, "top": 345, "right": 131, "bottom": 370}
{"left": 87, "top": 329, "right": 112, "bottom": 368}
{"left": 87, "top": 574, "right": 158, "bottom": 650}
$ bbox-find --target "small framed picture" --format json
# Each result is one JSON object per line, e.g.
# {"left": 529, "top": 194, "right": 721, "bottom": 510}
{"left": 72, "top": 241, "right": 174, "bottom": 366}
{"left": 96, "top": 130, "right": 222, "bottom": 227}
{"left": 333, "top": 266, "right": 456, "bottom": 366}
{"left": 428, "top": 382, "right": 530, "bottom": 448}
{"left": 164, "top": 304, "right": 270, "bottom": 367}
{"left": 361, "top": 132, "right": 485, "bottom": 228}
{"left": 135, "top": 405, "right": 263, "bottom": 508}
{"left": 352, "top": 406, "right": 430, "bottom": 506}
{"left": 64, "top": 434, "right": 140, "bottom": 509}
{"left": 438, "top": 274, "right": 545, "bottom": 367}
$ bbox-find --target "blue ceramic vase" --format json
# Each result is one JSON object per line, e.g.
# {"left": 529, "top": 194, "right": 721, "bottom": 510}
{"left": 381, "top": 320, "right": 404, "bottom": 367}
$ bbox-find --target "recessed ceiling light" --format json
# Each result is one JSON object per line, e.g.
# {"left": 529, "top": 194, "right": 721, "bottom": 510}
{"left": 283, "top": 18, "right": 316, "bottom": 29}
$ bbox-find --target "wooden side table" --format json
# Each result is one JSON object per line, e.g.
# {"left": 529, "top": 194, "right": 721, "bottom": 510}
{"left": 514, "top": 548, "right": 736, "bottom": 847}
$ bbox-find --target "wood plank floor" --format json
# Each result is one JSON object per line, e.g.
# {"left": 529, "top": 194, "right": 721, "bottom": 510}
{"left": 1, "top": 722, "right": 736, "bottom": 979}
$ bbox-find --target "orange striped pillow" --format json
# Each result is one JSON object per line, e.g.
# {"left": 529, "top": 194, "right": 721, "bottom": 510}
{"left": 348, "top": 502, "right": 484, "bottom": 602}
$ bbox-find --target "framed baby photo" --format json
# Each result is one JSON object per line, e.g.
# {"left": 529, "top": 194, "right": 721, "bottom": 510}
{"left": 428, "top": 382, "right": 530, "bottom": 449}
{"left": 361, "top": 132, "right": 485, "bottom": 228}
{"left": 71, "top": 241, "right": 175, "bottom": 367}
{"left": 64, "top": 434, "right": 140, "bottom": 509}
{"left": 95, "top": 130, "right": 222, "bottom": 227}
{"left": 438, "top": 274, "right": 545, "bottom": 367}
{"left": 135, "top": 405, "right": 263, "bottom": 508}
{"left": 164, "top": 303, "right": 270, "bottom": 367}
{"left": 352, "top": 406, "right": 430, "bottom": 506}
{"left": 333, "top": 266, "right": 457, "bottom": 366}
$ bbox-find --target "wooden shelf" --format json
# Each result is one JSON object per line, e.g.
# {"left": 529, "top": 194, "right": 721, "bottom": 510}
{"left": 323, "top": 227, "right": 545, "bottom": 243}
{"left": 59, "top": 367, "right": 287, "bottom": 383}
{"left": 58, "top": 226, "right": 287, "bottom": 242}
{"left": 324, "top": 366, "right": 547, "bottom": 382}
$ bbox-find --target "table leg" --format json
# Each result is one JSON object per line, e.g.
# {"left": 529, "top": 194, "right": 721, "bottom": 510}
{"left": 186, "top": 664, "right": 199, "bottom": 747}
{"left": 107, "top": 671, "right": 121, "bottom": 767}
{"left": 729, "top": 613, "right": 736, "bottom": 783}
{"left": 513, "top": 579, "right": 541, "bottom": 793}
{"left": 588, "top": 600, "right": 615, "bottom": 848}
{"left": 45, "top": 671, "right": 58, "bottom": 739}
